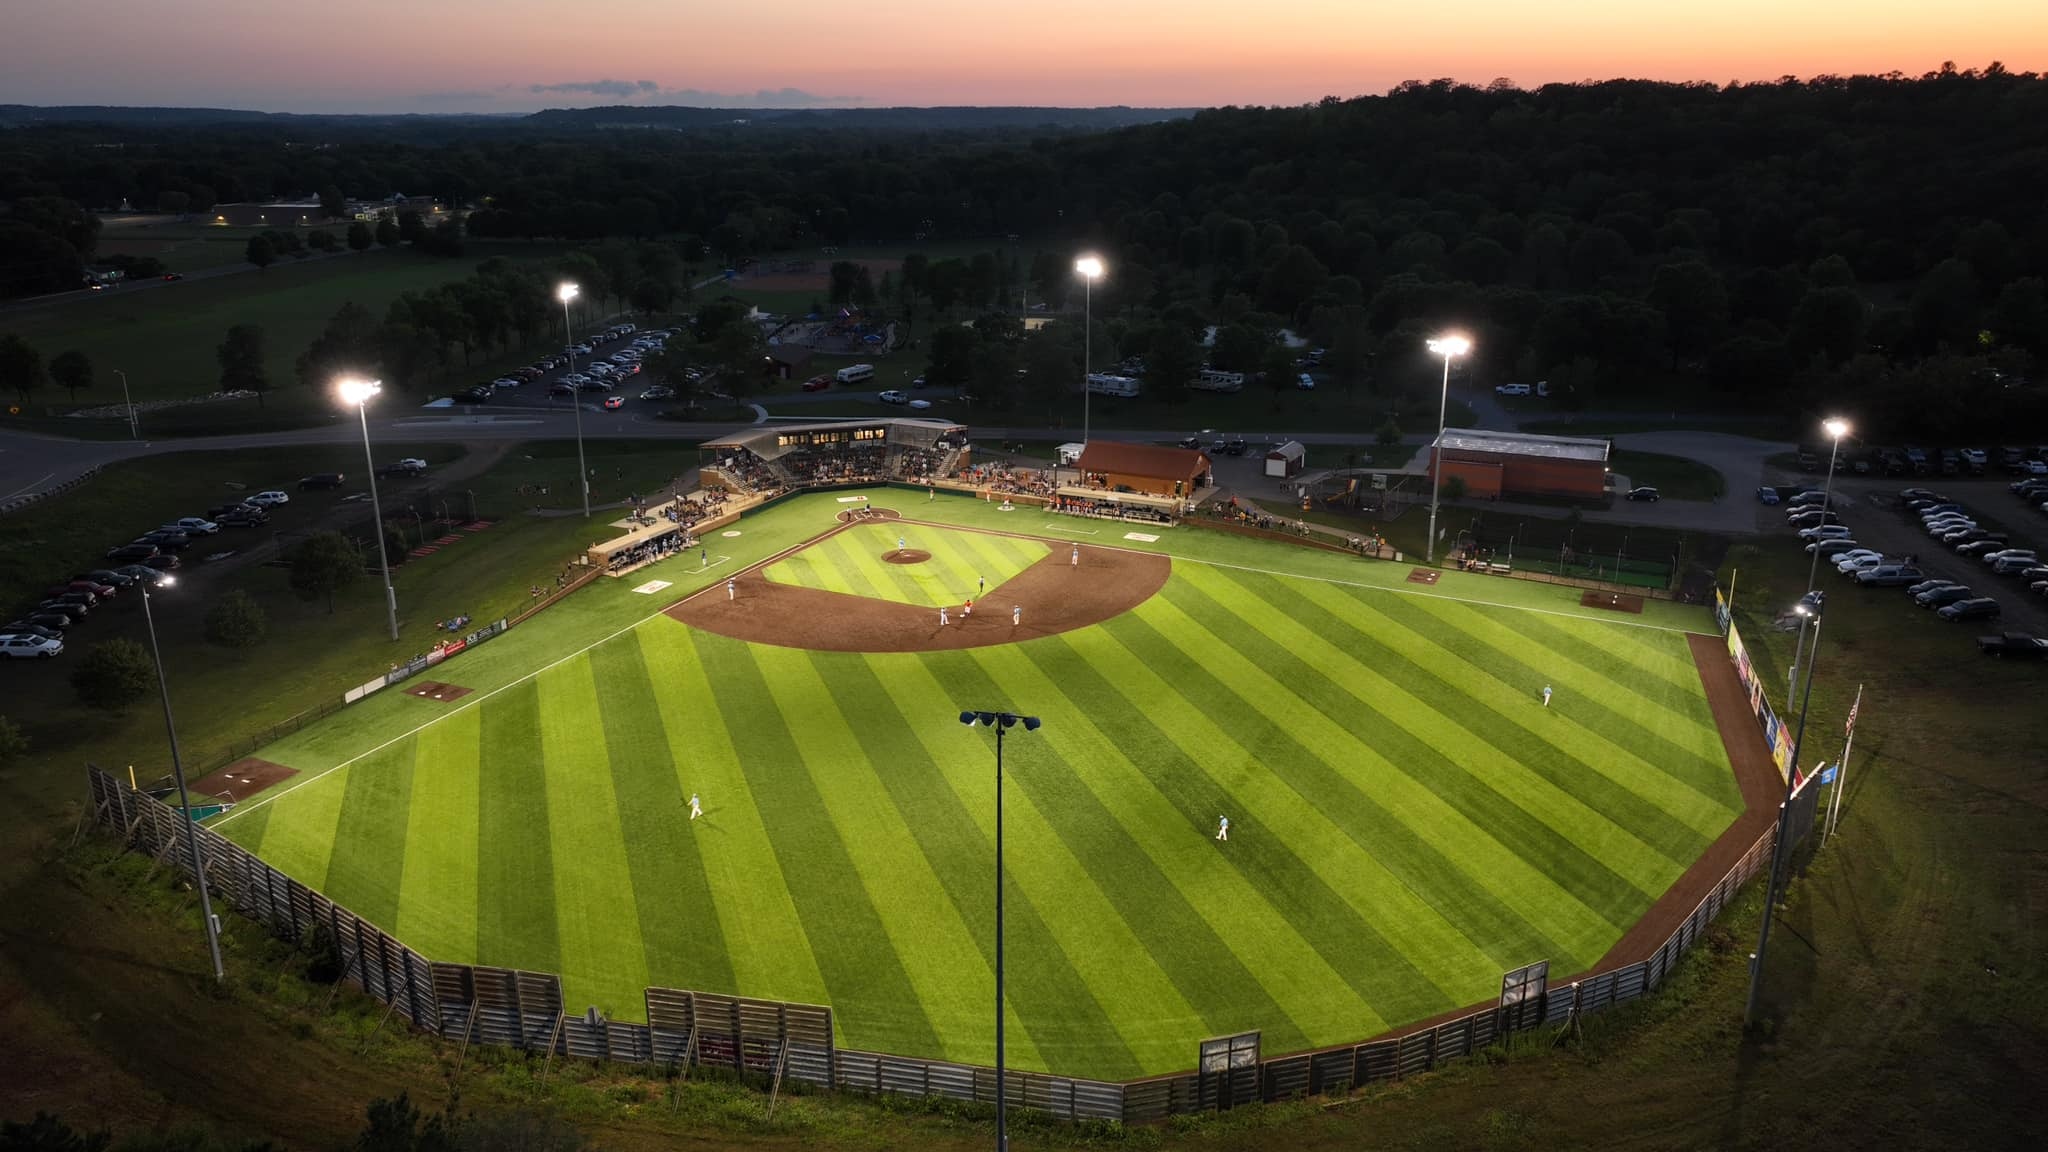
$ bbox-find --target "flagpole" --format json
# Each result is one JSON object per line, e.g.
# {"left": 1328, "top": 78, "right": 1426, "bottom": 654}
{"left": 1825, "top": 684, "right": 1862, "bottom": 842}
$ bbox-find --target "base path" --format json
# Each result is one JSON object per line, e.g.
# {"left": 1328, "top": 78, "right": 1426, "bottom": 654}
{"left": 671, "top": 523, "right": 1170, "bottom": 653}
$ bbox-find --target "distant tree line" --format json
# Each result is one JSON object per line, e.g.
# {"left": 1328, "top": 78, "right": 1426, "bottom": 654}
{"left": 5, "top": 64, "right": 2048, "bottom": 434}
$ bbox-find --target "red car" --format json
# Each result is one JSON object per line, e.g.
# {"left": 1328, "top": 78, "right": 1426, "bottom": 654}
{"left": 54, "top": 579, "right": 116, "bottom": 600}
{"left": 801, "top": 375, "right": 832, "bottom": 392}
{"left": 602, "top": 396, "right": 624, "bottom": 410}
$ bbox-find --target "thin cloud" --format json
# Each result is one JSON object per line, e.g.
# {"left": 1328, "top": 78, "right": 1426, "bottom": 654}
{"left": 528, "top": 79, "right": 662, "bottom": 98}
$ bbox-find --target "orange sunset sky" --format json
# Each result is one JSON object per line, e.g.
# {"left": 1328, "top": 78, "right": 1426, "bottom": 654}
{"left": 7, "top": 0, "right": 2046, "bottom": 112}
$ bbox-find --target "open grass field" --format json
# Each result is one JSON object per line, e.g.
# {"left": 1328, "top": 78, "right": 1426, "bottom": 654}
{"left": 0, "top": 248, "right": 553, "bottom": 413}
{"left": 764, "top": 521, "right": 1046, "bottom": 607}
{"left": 208, "top": 491, "right": 1739, "bottom": 1081}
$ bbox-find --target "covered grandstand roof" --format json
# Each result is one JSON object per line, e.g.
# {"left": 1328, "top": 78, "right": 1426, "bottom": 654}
{"left": 1074, "top": 440, "right": 1211, "bottom": 480}
{"left": 703, "top": 418, "right": 967, "bottom": 459}
{"left": 1436, "top": 428, "right": 1610, "bottom": 463}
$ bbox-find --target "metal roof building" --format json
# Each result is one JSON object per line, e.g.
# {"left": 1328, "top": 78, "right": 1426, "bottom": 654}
{"left": 1429, "top": 427, "right": 1611, "bottom": 500}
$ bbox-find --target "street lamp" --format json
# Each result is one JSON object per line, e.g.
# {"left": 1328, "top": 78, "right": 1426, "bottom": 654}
{"left": 1075, "top": 256, "right": 1104, "bottom": 456}
{"left": 139, "top": 575, "right": 225, "bottom": 982}
{"left": 115, "top": 368, "right": 137, "bottom": 439}
{"left": 1424, "top": 334, "right": 1471, "bottom": 564}
{"left": 1745, "top": 590, "right": 1826, "bottom": 1026}
{"left": 958, "top": 709, "right": 1042, "bottom": 1152}
{"left": 1788, "top": 417, "right": 1850, "bottom": 695}
{"left": 559, "top": 283, "right": 592, "bottom": 518}
{"left": 337, "top": 377, "right": 399, "bottom": 641}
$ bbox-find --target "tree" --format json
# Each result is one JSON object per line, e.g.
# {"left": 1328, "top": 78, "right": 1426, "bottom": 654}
{"left": 70, "top": 639, "right": 155, "bottom": 711}
{"left": 245, "top": 234, "right": 275, "bottom": 271}
{"left": 217, "top": 324, "right": 269, "bottom": 406}
{"left": 49, "top": 348, "right": 93, "bottom": 403}
{"left": 1989, "top": 277, "right": 2048, "bottom": 355}
{"left": 308, "top": 229, "right": 339, "bottom": 252}
{"left": 296, "top": 302, "right": 381, "bottom": 391}
{"left": 1210, "top": 323, "right": 1267, "bottom": 373}
{"left": 397, "top": 210, "right": 426, "bottom": 245}
{"left": 630, "top": 277, "right": 672, "bottom": 317}
{"left": 204, "top": 589, "right": 268, "bottom": 648}
{"left": 968, "top": 337, "right": 1020, "bottom": 411}
{"left": 1146, "top": 325, "right": 1202, "bottom": 409}
{"left": 1789, "top": 287, "right": 1867, "bottom": 365}
{"left": 0, "top": 715, "right": 26, "bottom": 765}
{"left": 641, "top": 347, "right": 698, "bottom": 407}
{"left": 375, "top": 216, "right": 400, "bottom": 248}
{"left": 926, "top": 325, "right": 978, "bottom": 393}
{"left": 709, "top": 322, "right": 770, "bottom": 401}
{"left": 318, "top": 184, "right": 346, "bottom": 220}
{"left": 0, "top": 334, "right": 46, "bottom": 403}
{"left": 1376, "top": 416, "right": 1403, "bottom": 449}
{"left": 1018, "top": 327, "right": 1077, "bottom": 421}
{"left": 347, "top": 221, "right": 374, "bottom": 252}
{"left": 157, "top": 189, "right": 190, "bottom": 216}
{"left": 290, "top": 531, "right": 363, "bottom": 615}
{"left": 1259, "top": 345, "right": 1298, "bottom": 408}
{"left": 1646, "top": 260, "right": 1728, "bottom": 362}
{"left": 1442, "top": 475, "right": 1469, "bottom": 501}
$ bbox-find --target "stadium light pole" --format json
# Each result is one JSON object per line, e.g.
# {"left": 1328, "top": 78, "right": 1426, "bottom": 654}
{"left": 1787, "top": 417, "right": 1850, "bottom": 696}
{"left": 1746, "top": 590, "right": 1825, "bottom": 1027}
{"left": 337, "top": 377, "right": 399, "bottom": 642}
{"left": 115, "top": 367, "right": 137, "bottom": 438}
{"left": 140, "top": 575, "right": 226, "bottom": 983}
{"left": 1424, "top": 334, "right": 1471, "bottom": 564}
{"left": 559, "top": 282, "right": 592, "bottom": 518}
{"left": 1075, "top": 255, "right": 1104, "bottom": 460}
{"left": 958, "top": 709, "right": 1042, "bottom": 1152}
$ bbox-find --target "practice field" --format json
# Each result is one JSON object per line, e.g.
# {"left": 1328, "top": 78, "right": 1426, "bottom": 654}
{"left": 763, "top": 521, "right": 1047, "bottom": 608}
{"left": 214, "top": 493, "right": 1741, "bottom": 1080}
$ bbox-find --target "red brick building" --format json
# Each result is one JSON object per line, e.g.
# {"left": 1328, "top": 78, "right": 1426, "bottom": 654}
{"left": 1074, "top": 441, "right": 1212, "bottom": 498}
{"left": 1429, "top": 428, "right": 1610, "bottom": 500}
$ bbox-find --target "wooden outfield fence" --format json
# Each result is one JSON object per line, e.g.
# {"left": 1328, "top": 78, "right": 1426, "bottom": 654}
{"left": 86, "top": 764, "right": 1773, "bottom": 1125}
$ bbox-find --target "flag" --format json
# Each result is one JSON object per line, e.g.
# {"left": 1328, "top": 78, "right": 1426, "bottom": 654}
{"left": 1844, "top": 685, "right": 1863, "bottom": 738}
{"left": 1818, "top": 765, "right": 1838, "bottom": 785}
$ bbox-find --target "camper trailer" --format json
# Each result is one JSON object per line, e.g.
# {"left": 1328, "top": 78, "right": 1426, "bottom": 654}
{"left": 1192, "top": 368, "right": 1244, "bottom": 393}
{"left": 1085, "top": 373, "right": 1141, "bottom": 397}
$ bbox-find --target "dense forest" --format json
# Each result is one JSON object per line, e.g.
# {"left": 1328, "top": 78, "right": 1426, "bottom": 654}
{"left": 4, "top": 64, "right": 2047, "bottom": 436}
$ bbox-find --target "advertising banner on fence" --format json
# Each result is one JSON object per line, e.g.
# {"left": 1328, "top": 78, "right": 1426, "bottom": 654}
{"left": 1714, "top": 586, "right": 1730, "bottom": 633}
{"left": 343, "top": 676, "right": 388, "bottom": 704}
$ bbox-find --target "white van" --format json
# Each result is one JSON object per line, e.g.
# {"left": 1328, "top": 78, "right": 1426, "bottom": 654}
{"left": 835, "top": 364, "right": 875, "bottom": 385}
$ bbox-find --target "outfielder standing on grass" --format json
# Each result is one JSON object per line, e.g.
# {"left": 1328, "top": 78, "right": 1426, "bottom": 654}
{"left": 689, "top": 793, "right": 703, "bottom": 820}
{"left": 1216, "top": 815, "right": 1230, "bottom": 841}
{"left": 1541, "top": 684, "right": 1553, "bottom": 708}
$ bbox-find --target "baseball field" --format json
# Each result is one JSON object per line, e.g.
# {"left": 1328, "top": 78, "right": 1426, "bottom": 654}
{"left": 213, "top": 491, "right": 1742, "bottom": 1081}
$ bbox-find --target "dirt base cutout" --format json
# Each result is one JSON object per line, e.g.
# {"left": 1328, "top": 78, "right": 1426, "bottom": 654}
{"left": 671, "top": 520, "right": 1170, "bottom": 653}
{"left": 189, "top": 758, "right": 298, "bottom": 802}
{"left": 1406, "top": 568, "right": 1441, "bottom": 585}
{"left": 404, "top": 680, "right": 474, "bottom": 701}
{"left": 836, "top": 506, "right": 901, "bottom": 524}
{"left": 1580, "top": 590, "right": 1645, "bottom": 614}
{"left": 882, "top": 549, "right": 932, "bottom": 565}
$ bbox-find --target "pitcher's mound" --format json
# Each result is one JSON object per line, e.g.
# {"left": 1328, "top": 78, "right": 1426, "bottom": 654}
{"left": 189, "top": 758, "right": 297, "bottom": 801}
{"left": 884, "top": 549, "right": 932, "bottom": 565}
{"left": 1581, "top": 590, "right": 1645, "bottom": 614}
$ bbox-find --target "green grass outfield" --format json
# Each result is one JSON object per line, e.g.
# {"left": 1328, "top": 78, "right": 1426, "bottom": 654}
{"left": 213, "top": 489, "right": 1740, "bottom": 1080}
{"left": 764, "top": 521, "right": 1046, "bottom": 607}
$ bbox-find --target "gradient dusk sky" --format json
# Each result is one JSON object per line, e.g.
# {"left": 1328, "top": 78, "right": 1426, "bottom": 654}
{"left": 7, "top": 0, "right": 2046, "bottom": 113}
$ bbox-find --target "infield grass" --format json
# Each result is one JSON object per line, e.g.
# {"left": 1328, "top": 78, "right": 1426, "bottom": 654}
{"left": 216, "top": 488, "right": 1739, "bottom": 1080}
{"left": 764, "top": 521, "right": 1047, "bottom": 607}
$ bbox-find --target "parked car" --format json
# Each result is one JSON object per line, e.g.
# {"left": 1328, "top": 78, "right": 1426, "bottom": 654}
{"left": 113, "top": 565, "right": 169, "bottom": 586}
{"left": 1916, "top": 585, "right": 1975, "bottom": 608}
{"left": 34, "top": 600, "right": 89, "bottom": 621}
{"left": 298, "top": 473, "right": 345, "bottom": 490}
{"left": 1755, "top": 486, "right": 1781, "bottom": 505}
{"left": 455, "top": 386, "right": 493, "bottom": 403}
{"left": 1789, "top": 510, "right": 1842, "bottom": 528}
{"left": 167, "top": 517, "right": 219, "bottom": 535}
{"left": 1898, "top": 487, "right": 1941, "bottom": 502}
{"left": 1989, "top": 553, "right": 2042, "bottom": 574}
{"left": 1830, "top": 549, "right": 1884, "bottom": 570}
{"left": 907, "top": 399, "right": 932, "bottom": 410}
{"left": 1799, "top": 524, "right": 1853, "bottom": 541}
{"left": 1976, "top": 631, "right": 2048, "bottom": 658}
{"left": 1906, "top": 578, "right": 1958, "bottom": 596}
{"left": 8, "top": 615, "right": 69, "bottom": 634}
{"left": 878, "top": 390, "right": 907, "bottom": 404}
{"left": 246, "top": 490, "right": 290, "bottom": 506}
{"left": 106, "top": 542, "right": 158, "bottom": 562}
{"left": 549, "top": 383, "right": 577, "bottom": 398}
{"left": 602, "top": 396, "right": 624, "bottom": 410}
{"left": 141, "top": 553, "right": 180, "bottom": 571}
{"left": 1938, "top": 597, "right": 2002, "bottom": 621}
{"left": 1856, "top": 565, "right": 1925, "bottom": 587}
{"left": 3, "top": 621, "right": 64, "bottom": 640}
{"left": 1626, "top": 486, "right": 1661, "bottom": 502}
{"left": 639, "top": 385, "right": 675, "bottom": 401}
{"left": 216, "top": 507, "right": 267, "bottom": 527}
{"left": 54, "top": 578, "right": 116, "bottom": 599}
{"left": 1836, "top": 555, "right": 1887, "bottom": 578}
{"left": 0, "top": 633, "right": 63, "bottom": 659}
{"left": 1808, "top": 538, "right": 1862, "bottom": 557}
{"left": 378, "top": 461, "right": 426, "bottom": 478}
{"left": 1957, "top": 540, "right": 2006, "bottom": 558}
{"left": 1494, "top": 383, "right": 1532, "bottom": 396}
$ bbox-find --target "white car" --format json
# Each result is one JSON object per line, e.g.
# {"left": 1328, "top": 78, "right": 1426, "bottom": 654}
{"left": 246, "top": 490, "right": 290, "bottom": 507}
{"left": 1799, "top": 524, "right": 1853, "bottom": 541}
{"left": 168, "top": 516, "right": 220, "bottom": 535}
{"left": 907, "top": 399, "right": 932, "bottom": 410}
{"left": 1495, "top": 383, "right": 1532, "bottom": 396}
{"left": 0, "top": 633, "right": 63, "bottom": 658}
{"left": 1985, "top": 549, "right": 2039, "bottom": 567}
{"left": 878, "top": 390, "right": 907, "bottom": 404}
{"left": 1296, "top": 373, "right": 1316, "bottom": 390}
{"left": 1831, "top": 549, "right": 1883, "bottom": 571}
{"left": 394, "top": 457, "right": 427, "bottom": 471}
{"left": 2027, "top": 459, "right": 2048, "bottom": 475}
{"left": 1837, "top": 554, "right": 1886, "bottom": 577}
{"left": 1926, "top": 519, "right": 1976, "bottom": 535}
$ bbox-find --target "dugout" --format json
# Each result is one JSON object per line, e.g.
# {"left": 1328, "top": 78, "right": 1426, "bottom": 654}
{"left": 1073, "top": 441, "right": 1212, "bottom": 499}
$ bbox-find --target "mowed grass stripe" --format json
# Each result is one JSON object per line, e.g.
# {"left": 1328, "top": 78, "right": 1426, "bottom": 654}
{"left": 475, "top": 680, "right": 559, "bottom": 972}
{"left": 1207, "top": 568, "right": 1700, "bottom": 879}
{"left": 396, "top": 708, "right": 482, "bottom": 962}
{"left": 536, "top": 659, "right": 648, "bottom": 1013}
{"left": 636, "top": 622, "right": 829, "bottom": 1006}
{"left": 239, "top": 758, "right": 348, "bottom": 891}
{"left": 1378, "top": 592, "right": 1738, "bottom": 828}
{"left": 320, "top": 741, "right": 417, "bottom": 931}
{"left": 1298, "top": 581, "right": 1735, "bottom": 843}
{"left": 1153, "top": 573, "right": 1627, "bottom": 953}
{"left": 750, "top": 644, "right": 1042, "bottom": 1070}
{"left": 226, "top": 800, "right": 272, "bottom": 856}
{"left": 815, "top": 650, "right": 1140, "bottom": 1079}
{"left": 1064, "top": 621, "right": 1459, "bottom": 1019}
{"left": 588, "top": 638, "right": 736, "bottom": 993}
{"left": 1094, "top": 610, "right": 1508, "bottom": 991}
{"left": 930, "top": 647, "right": 1317, "bottom": 1053}
{"left": 1481, "top": 610, "right": 1740, "bottom": 803}
{"left": 875, "top": 653, "right": 1202, "bottom": 1076}
{"left": 687, "top": 629, "right": 944, "bottom": 1059}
